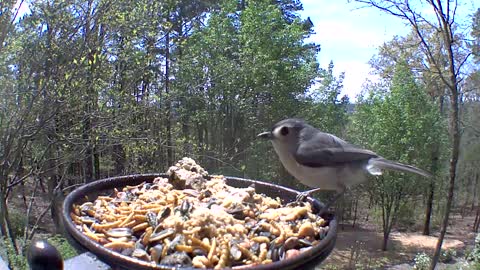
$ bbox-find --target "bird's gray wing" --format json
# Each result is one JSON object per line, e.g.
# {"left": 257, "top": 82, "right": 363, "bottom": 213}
{"left": 295, "top": 143, "right": 378, "bottom": 167}
{"left": 295, "top": 131, "right": 378, "bottom": 167}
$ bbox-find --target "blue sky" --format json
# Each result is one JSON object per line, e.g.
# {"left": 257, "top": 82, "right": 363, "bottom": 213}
{"left": 299, "top": 0, "right": 479, "bottom": 100}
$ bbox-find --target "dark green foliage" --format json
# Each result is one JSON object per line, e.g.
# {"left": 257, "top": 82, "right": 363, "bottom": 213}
{"left": 468, "top": 234, "right": 480, "bottom": 263}
{"left": 0, "top": 0, "right": 320, "bottom": 267}
{"left": 0, "top": 237, "right": 28, "bottom": 270}
{"left": 173, "top": 0, "right": 319, "bottom": 181}
{"left": 8, "top": 212, "right": 27, "bottom": 239}
{"left": 48, "top": 235, "right": 77, "bottom": 260}
{"left": 350, "top": 60, "right": 447, "bottom": 250}
{"left": 0, "top": 0, "right": 320, "bottom": 182}
{"left": 304, "top": 61, "right": 349, "bottom": 137}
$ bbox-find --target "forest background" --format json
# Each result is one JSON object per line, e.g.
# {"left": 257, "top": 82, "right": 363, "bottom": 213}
{"left": 0, "top": 0, "right": 480, "bottom": 269}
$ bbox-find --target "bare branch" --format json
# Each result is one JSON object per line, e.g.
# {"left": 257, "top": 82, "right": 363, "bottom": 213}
{"left": 455, "top": 52, "right": 471, "bottom": 77}
{"left": 23, "top": 178, "right": 39, "bottom": 242}
{"left": 354, "top": 0, "right": 408, "bottom": 18}
{"left": 451, "top": 0, "right": 458, "bottom": 28}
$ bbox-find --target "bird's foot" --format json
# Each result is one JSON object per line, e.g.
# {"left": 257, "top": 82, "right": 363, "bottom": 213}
{"left": 295, "top": 188, "right": 322, "bottom": 203}
{"left": 285, "top": 191, "right": 313, "bottom": 207}
{"left": 295, "top": 191, "right": 309, "bottom": 203}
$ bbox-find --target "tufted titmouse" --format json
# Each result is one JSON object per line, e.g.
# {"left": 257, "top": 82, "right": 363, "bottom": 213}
{"left": 258, "top": 118, "right": 431, "bottom": 211}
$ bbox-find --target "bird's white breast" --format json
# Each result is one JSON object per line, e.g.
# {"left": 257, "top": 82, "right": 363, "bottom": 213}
{"left": 271, "top": 141, "right": 367, "bottom": 191}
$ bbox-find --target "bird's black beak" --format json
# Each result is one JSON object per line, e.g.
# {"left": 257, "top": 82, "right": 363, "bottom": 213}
{"left": 257, "top": 131, "right": 273, "bottom": 140}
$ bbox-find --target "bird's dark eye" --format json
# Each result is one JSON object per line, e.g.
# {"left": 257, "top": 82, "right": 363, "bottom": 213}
{"left": 280, "top": 126, "right": 289, "bottom": 136}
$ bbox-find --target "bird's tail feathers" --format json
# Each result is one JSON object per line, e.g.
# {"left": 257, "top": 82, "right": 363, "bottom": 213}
{"left": 367, "top": 158, "right": 432, "bottom": 178}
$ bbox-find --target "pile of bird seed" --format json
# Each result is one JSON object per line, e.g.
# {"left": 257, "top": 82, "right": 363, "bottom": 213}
{"left": 70, "top": 158, "right": 329, "bottom": 269}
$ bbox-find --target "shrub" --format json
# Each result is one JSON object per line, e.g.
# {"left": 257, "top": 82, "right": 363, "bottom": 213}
{"left": 0, "top": 237, "right": 28, "bottom": 270}
{"left": 440, "top": 248, "right": 457, "bottom": 263}
{"left": 413, "top": 252, "right": 431, "bottom": 270}
{"left": 48, "top": 235, "right": 77, "bottom": 260}
{"left": 468, "top": 233, "right": 480, "bottom": 263}
{"left": 0, "top": 235, "right": 77, "bottom": 270}
{"left": 9, "top": 211, "right": 28, "bottom": 238}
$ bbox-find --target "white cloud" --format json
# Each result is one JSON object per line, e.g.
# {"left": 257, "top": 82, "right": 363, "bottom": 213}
{"left": 309, "top": 21, "right": 387, "bottom": 49}
{"left": 299, "top": 1, "right": 408, "bottom": 100}
{"left": 324, "top": 61, "right": 378, "bottom": 101}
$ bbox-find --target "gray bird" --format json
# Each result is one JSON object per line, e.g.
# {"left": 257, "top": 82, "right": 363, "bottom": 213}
{"left": 257, "top": 118, "right": 431, "bottom": 212}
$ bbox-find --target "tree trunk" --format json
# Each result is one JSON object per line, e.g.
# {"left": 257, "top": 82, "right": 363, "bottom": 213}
{"left": 382, "top": 230, "right": 390, "bottom": 251}
{"left": 474, "top": 206, "right": 480, "bottom": 232}
{"left": 423, "top": 95, "right": 442, "bottom": 235}
{"left": 83, "top": 0, "right": 94, "bottom": 183}
{"left": 423, "top": 180, "right": 435, "bottom": 235}
{"left": 113, "top": 144, "right": 126, "bottom": 175}
{"left": 94, "top": 146, "right": 100, "bottom": 179}
{"left": 51, "top": 190, "right": 66, "bottom": 235}
{"left": 0, "top": 186, "right": 9, "bottom": 238}
{"left": 182, "top": 117, "right": 191, "bottom": 155}
{"left": 83, "top": 101, "right": 94, "bottom": 182}
{"left": 0, "top": 187, "right": 18, "bottom": 254}
{"left": 462, "top": 168, "right": 473, "bottom": 218}
{"left": 431, "top": 89, "right": 460, "bottom": 269}
{"left": 165, "top": 23, "right": 174, "bottom": 166}
{"left": 472, "top": 172, "right": 479, "bottom": 211}
{"left": 352, "top": 198, "right": 358, "bottom": 228}
{"left": 381, "top": 203, "right": 391, "bottom": 251}
{"left": 382, "top": 206, "right": 394, "bottom": 251}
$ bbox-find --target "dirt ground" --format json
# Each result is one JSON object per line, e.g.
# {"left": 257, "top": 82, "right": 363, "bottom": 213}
{"left": 320, "top": 212, "right": 476, "bottom": 269}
